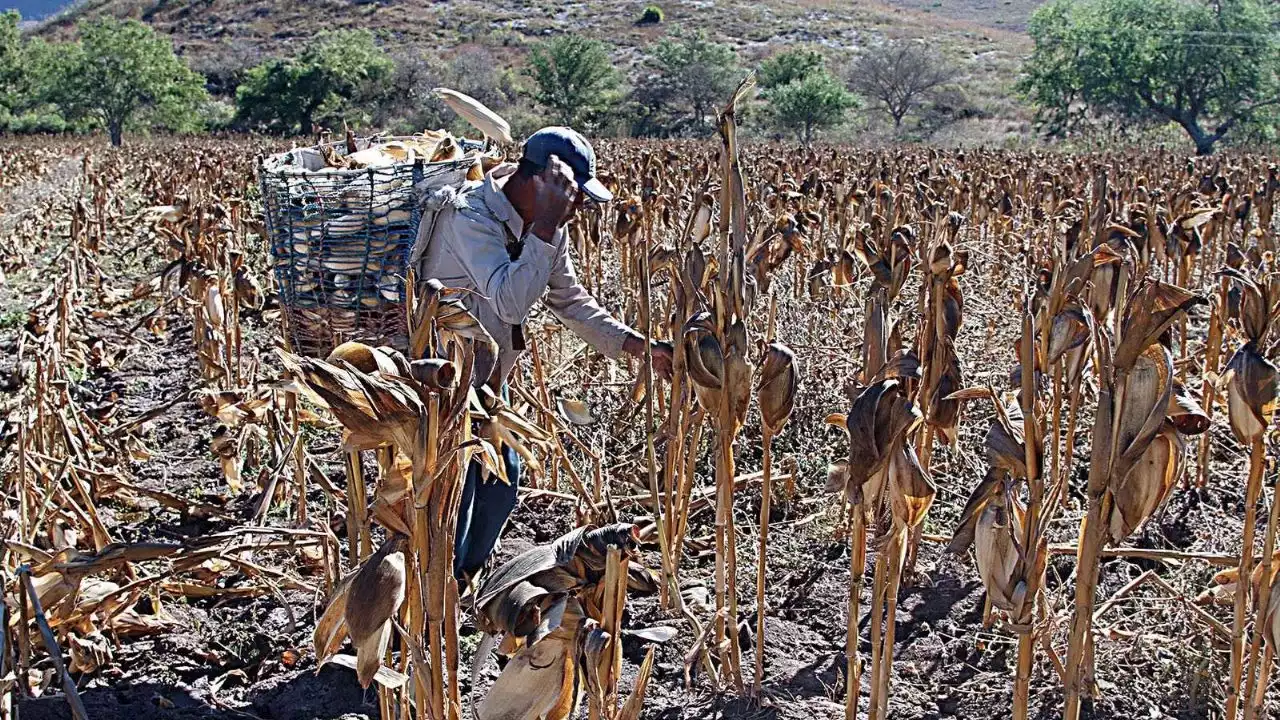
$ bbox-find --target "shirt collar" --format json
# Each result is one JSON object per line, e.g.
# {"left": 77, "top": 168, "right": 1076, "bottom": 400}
{"left": 481, "top": 163, "right": 525, "bottom": 239}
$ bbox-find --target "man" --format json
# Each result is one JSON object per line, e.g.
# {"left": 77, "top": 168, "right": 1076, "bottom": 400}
{"left": 415, "top": 127, "right": 673, "bottom": 579}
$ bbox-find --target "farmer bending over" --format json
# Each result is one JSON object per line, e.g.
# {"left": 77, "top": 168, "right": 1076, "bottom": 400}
{"left": 415, "top": 127, "right": 673, "bottom": 580}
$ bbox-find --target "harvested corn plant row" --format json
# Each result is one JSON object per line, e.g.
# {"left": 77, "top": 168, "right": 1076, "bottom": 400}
{"left": 1219, "top": 265, "right": 1280, "bottom": 720}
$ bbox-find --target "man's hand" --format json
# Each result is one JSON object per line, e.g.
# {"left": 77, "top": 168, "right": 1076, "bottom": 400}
{"left": 624, "top": 335, "right": 674, "bottom": 380}
{"left": 528, "top": 154, "right": 578, "bottom": 243}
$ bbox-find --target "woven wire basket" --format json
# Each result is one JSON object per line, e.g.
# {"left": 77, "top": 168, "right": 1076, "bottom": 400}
{"left": 260, "top": 138, "right": 477, "bottom": 357}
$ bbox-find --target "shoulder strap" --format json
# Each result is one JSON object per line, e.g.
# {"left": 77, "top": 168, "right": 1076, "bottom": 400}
{"left": 409, "top": 184, "right": 469, "bottom": 268}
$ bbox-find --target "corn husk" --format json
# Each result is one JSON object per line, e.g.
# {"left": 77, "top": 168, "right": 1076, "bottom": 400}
{"left": 927, "top": 352, "right": 964, "bottom": 446}
{"left": 313, "top": 565, "right": 360, "bottom": 665}
{"left": 757, "top": 342, "right": 798, "bottom": 434}
{"left": 975, "top": 492, "right": 1025, "bottom": 612}
{"left": 346, "top": 142, "right": 415, "bottom": 168}
{"left": 345, "top": 535, "right": 406, "bottom": 688}
{"left": 888, "top": 444, "right": 935, "bottom": 530}
{"left": 476, "top": 524, "right": 642, "bottom": 642}
{"left": 477, "top": 630, "right": 576, "bottom": 720}
{"left": 1224, "top": 343, "right": 1278, "bottom": 445}
{"left": 409, "top": 358, "right": 458, "bottom": 389}
{"left": 1266, "top": 572, "right": 1280, "bottom": 650}
{"left": 826, "top": 379, "right": 922, "bottom": 507}
{"left": 939, "top": 274, "right": 964, "bottom": 339}
{"left": 682, "top": 242, "right": 711, "bottom": 295}
{"left": 434, "top": 87, "right": 514, "bottom": 144}
{"left": 872, "top": 348, "right": 922, "bottom": 385}
{"left": 328, "top": 341, "right": 399, "bottom": 375}
{"left": 475, "top": 525, "right": 656, "bottom": 719}
{"left": 204, "top": 282, "right": 226, "bottom": 330}
{"left": 852, "top": 225, "right": 914, "bottom": 299}
{"left": 1111, "top": 344, "right": 1176, "bottom": 488}
{"left": 724, "top": 320, "right": 755, "bottom": 432}
{"left": 946, "top": 393, "right": 1025, "bottom": 554}
{"left": 279, "top": 351, "right": 425, "bottom": 452}
{"left": 683, "top": 312, "right": 723, "bottom": 411}
{"left": 1166, "top": 383, "right": 1210, "bottom": 436}
{"left": 1106, "top": 424, "right": 1183, "bottom": 543}
{"left": 690, "top": 196, "right": 713, "bottom": 246}
{"left": 1114, "top": 279, "right": 1205, "bottom": 371}
{"left": 368, "top": 451, "right": 413, "bottom": 536}
{"left": 556, "top": 397, "right": 596, "bottom": 426}
{"left": 1047, "top": 301, "right": 1092, "bottom": 370}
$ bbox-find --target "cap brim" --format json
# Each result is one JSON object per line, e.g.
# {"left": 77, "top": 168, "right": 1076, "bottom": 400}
{"left": 580, "top": 176, "right": 613, "bottom": 203}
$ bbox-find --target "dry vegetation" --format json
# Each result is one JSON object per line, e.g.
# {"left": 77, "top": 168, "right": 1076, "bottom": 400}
{"left": 1, "top": 100, "right": 1279, "bottom": 720}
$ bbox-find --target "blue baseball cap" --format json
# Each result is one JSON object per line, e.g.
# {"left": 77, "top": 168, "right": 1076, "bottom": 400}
{"left": 521, "top": 127, "right": 613, "bottom": 203}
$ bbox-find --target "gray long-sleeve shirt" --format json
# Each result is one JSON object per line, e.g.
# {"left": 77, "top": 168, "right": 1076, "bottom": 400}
{"left": 415, "top": 163, "right": 633, "bottom": 383}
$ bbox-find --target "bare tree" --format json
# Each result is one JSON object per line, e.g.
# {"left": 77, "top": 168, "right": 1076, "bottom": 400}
{"left": 851, "top": 42, "right": 957, "bottom": 129}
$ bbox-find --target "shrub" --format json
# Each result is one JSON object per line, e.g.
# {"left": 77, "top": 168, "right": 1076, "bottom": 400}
{"left": 9, "top": 108, "right": 67, "bottom": 134}
{"left": 638, "top": 5, "right": 664, "bottom": 25}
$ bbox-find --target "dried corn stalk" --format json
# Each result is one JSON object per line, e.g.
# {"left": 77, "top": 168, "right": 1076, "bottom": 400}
{"left": 753, "top": 341, "right": 798, "bottom": 693}
{"left": 1063, "top": 278, "right": 1204, "bottom": 720}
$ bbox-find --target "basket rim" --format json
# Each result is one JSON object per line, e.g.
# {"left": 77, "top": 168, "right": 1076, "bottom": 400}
{"left": 261, "top": 136, "right": 487, "bottom": 178}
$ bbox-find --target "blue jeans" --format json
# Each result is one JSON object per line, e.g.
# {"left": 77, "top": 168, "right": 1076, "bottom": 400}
{"left": 453, "top": 419, "right": 521, "bottom": 579}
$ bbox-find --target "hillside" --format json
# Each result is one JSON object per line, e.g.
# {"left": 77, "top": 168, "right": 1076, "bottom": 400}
{"left": 33, "top": 0, "right": 1041, "bottom": 140}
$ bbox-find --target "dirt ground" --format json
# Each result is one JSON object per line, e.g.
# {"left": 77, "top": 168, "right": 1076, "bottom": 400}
{"left": 0, "top": 138, "right": 1270, "bottom": 720}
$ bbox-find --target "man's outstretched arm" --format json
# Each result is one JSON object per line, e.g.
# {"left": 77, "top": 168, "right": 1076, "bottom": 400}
{"left": 544, "top": 236, "right": 673, "bottom": 377}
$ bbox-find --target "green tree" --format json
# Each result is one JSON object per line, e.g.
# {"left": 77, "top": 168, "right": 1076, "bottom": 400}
{"left": 1020, "top": 0, "right": 1280, "bottom": 154}
{"left": 0, "top": 10, "right": 23, "bottom": 123}
{"left": 642, "top": 30, "right": 738, "bottom": 134}
{"left": 39, "top": 18, "right": 207, "bottom": 146}
{"left": 757, "top": 48, "right": 824, "bottom": 89}
{"left": 768, "top": 70, "right": 857, "bottom": 143}
{"left": 526, "top": 35, "right": 620, "bottom": 129}
{"left": 236, "top": 30, "right": 394, "bottom": 135}
{"left": 13, "top": 38, "right": 71, "bottom": 132}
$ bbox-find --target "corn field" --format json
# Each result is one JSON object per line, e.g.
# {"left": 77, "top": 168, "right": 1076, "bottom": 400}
{"left": 1, "top": 96, "right": 1279, "bottom": 720}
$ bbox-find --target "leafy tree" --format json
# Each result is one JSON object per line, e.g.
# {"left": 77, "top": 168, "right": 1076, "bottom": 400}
{"left": 0, "top": 11, "right": 24, "bottom": 121}
{"left": 1020, "top": 0, "right": 1280, "bottom": 154}
{"left": 37, "top": 18, "right": 207, "bottom": 146}
{"left": 768, "top": 70, "right": 858, "bottom": 143}
{"left": 851, "top": 42, "right": 956, "bottom": 129}
{"left": 526, "top": 35, "right": 620, "bottom": 129}
{"left": 641, "top": 30, "right": 738, "bottom": 134}
{"left": 236, "top": 30, "right": 394, "bottom": 135}
{"left": 11, "top": 38, "right": 71, "bottom": 132}
{"left": 758, "top": 48, "right": 824, "bottom": 89}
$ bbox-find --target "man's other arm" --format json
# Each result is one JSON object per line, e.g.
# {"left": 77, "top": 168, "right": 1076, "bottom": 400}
{"left": 543, "top": 234, "right": 634, "bottom": 360}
